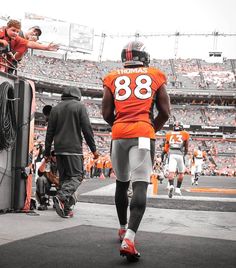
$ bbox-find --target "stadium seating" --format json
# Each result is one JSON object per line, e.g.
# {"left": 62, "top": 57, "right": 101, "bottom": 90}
{"left": 18, "top": 54, "right": 236, "bottom": 91}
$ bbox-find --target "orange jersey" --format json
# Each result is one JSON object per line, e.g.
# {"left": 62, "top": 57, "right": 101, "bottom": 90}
{"left": 95, "top": 158, "right": 104, "bottom": 169}
{"left": 164, "top": 130, "right": 189, "bottom": 154}
{"left": 103, "top": 66, "right": 167, "bottom": 139}
{"left": 104, "top": 159, "right": 112, "bottom": 169}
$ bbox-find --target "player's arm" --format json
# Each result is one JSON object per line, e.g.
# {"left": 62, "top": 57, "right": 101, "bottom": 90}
{"left": 163, "top": 142, "right": 169, "bottom": 154}
{"left": 102, "top": 86, "right": 115, "bottom": 126}
{"left": 184, "top": 138, "right": 189, "bottom": 155}
{"left": 153, "top": 84, "right": 171, "bottom": 132}
{"left": 38, "top": 158, "right": 46, "bottom": 173}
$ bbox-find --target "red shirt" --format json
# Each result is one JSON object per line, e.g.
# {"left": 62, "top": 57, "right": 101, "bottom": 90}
{"left": 0, "top": 28, "right": 28, "bottom": 54}
{"left": 103, "top": 66, "right": 166, "bottom": 139}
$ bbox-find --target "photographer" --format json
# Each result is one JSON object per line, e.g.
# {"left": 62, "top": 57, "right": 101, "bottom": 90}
{"left": 36, "top": 150, "right": 59, "bottom": 211}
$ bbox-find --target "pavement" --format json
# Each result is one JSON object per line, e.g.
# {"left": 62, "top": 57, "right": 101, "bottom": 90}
{"left": 0, "top": 175, "right": 236, "bottom": 268}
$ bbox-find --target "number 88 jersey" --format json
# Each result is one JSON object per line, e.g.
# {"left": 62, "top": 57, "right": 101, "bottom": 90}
{"left": 103, "top": 66, "right": 167, "bottom": 140}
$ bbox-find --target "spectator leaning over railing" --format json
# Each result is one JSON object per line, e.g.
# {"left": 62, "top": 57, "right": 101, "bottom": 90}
{"left": 7, "top": 25, "right": 43, "bottom": 74}
{"left": 19, "top": 25, "right": 42, "bottom": 42}
{"left": 0, "top": 19, "right": 59, "bottom": 74}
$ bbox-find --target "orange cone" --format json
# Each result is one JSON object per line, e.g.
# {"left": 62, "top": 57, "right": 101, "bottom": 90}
{"left": 151, "top": 174, "right": 158, "bottom": 195}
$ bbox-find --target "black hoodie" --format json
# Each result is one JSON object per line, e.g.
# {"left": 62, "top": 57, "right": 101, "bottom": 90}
{"left": 44, "top": 87, "right": 96, "bottom": 156}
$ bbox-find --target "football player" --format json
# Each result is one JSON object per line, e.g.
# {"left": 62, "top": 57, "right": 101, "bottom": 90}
{"left": 164, "top": 122, "right": 190, "bottom": 197}
{"left": 191, "top": 145, "right": 207, "bottom": 185}
{"left": 102, "top": 41, "right": 170, "bottom": 261}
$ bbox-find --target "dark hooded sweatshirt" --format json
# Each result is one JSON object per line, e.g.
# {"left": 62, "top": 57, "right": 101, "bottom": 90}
{"left": 44, "top": 87, "right": 96, "bottom": 156}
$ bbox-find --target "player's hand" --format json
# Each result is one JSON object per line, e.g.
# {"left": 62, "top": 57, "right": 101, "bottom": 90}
{"left": 93, "top": 151, "right": 99, "bottom": 159}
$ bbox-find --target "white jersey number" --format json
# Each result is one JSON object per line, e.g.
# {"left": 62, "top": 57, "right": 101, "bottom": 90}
{"left": 115, "top": 75, "right": 152, "bottom": 101}
{"left": 169, "top": 134, "right": 183, "bottom": 144}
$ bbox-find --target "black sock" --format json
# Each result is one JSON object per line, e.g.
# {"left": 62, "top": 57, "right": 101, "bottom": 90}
{"left": 115, "top": 180, "right": 129, "bottom": 226}
{"left": 129, "top": 181, "right": 148, "bottom": 233}
{"left": 177, "top": 180, "right": 182, "bottom": 188}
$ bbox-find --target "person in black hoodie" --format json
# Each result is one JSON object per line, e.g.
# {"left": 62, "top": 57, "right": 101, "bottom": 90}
{"left": 44, "top": 87, "right": 99, "bottom": 218}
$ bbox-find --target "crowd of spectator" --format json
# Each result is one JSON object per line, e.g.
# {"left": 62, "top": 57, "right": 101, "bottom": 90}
{"left": 18, "top": 54, "right": 236, "bottom": 91}
{"left": 35, "top": 93, "right": 236, "bottom": 127}
{"left": 173, "top": 58, "right": 236, "bottom": 90}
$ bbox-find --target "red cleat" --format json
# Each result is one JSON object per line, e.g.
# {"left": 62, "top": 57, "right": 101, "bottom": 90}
{"left": 120, "top": 238, "right": 140, "bottom": 262}
{"left": 64, "top": 209, "right": 74, "bottom": 218}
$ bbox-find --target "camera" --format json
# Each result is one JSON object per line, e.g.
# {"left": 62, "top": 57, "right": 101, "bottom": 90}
{"left": 0, "top": 44, "right": 10, "bottom": 54}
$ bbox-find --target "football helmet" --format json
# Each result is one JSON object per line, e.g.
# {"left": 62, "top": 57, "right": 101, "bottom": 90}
{"left": 121, "top": 41, "right": 150, "bottom": 67}
{"left": 173, "top": 121, "right": 184, "bottom": 131}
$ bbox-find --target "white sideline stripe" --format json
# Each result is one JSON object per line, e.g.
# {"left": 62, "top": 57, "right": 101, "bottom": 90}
{"left": 148, "top": 195, "right": 236, "bottom": 202}
{"left": 81, "top": 183, "right": 236, "bottom": 202}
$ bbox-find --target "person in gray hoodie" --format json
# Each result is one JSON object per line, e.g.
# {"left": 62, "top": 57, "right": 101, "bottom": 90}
{"left": 44, "top": 87, "right": 99, "bottom": 218}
